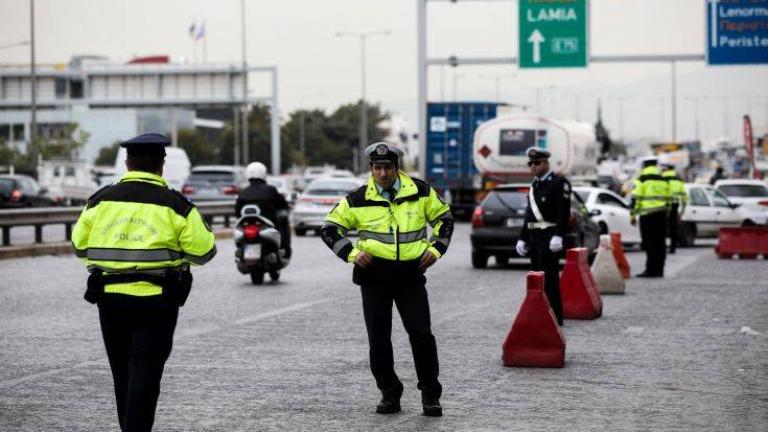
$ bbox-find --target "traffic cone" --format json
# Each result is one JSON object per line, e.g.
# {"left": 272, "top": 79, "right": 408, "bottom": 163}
{"left": 502, "top": 271, "right": 565, "bottom": 368}
{"left": 610, "top": 232, "right": 631, "bottom": 279}
{"left": 560, "top": 248, "right": 602, "bottom": 320}
{"left": 591, "top": 235, "right": 625, "bottom": 295}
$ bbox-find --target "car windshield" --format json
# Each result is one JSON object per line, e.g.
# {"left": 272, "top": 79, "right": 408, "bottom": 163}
{"left": 306, "top": 181, "right": 359, "bottom": 196}
{"left": 187, "top": 172, "right": 236, "bottom": 184}
{"left": 484, "top": 190, "right": 527, "bottom": 210}
{"left": 718, "top": 184, "right": 768, "bottom": 198}
{"left": 575, "top": 190, "right": 590, "bottom": 202}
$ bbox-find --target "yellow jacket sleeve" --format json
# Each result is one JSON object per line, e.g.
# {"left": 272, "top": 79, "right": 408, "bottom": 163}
{"left": 179, "top": 207, "right": 217, "bottom": 265}
{"left": 71, "top": 205, "right": 94, "bottom": 262}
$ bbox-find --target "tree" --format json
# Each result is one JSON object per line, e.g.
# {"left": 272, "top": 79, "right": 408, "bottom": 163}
{"left": 95, "top": 141, "right": 121, "bottom": 166}
{"left": 178, "top": 128, "right": 217, "bottom": 166}
{"left": 38, "top": 123, "right": 89, "bottom": 160}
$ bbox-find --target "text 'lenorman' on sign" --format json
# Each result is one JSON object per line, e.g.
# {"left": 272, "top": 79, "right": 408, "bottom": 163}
{"left": 707, "top": 0, "right": 768, "bottom": 65}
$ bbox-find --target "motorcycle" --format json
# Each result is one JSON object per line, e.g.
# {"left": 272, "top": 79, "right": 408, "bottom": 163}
{"left": 234, "top": 204, "right": 289, "bottom": 284}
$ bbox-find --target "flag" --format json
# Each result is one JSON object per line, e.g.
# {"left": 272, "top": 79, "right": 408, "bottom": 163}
{"left": 188, "top": 21, "right": 197, "bottom": 39}
{"left": 195, "top": 20, "right": 206, "bottom": 41}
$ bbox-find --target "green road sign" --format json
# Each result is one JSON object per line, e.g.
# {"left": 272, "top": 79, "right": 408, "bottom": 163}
{"left": 519, "top": 0, "right": 588, "bottom": 68}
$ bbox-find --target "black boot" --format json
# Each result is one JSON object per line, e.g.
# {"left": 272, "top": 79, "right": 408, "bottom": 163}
{"left": 376, "top": 398, "right": 401, "bottom": 414}
{"left": 422, "top": 396, "right": 442, "bottom": 417}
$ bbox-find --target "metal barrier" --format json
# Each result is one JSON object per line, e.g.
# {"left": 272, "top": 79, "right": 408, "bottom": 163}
{"left": 0, "top": 201, "right": 235, "bottom": 247}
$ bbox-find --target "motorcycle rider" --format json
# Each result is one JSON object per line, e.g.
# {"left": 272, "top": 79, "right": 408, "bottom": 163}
{"left": 235, "top": 162, "right": 291, "bottom": 259}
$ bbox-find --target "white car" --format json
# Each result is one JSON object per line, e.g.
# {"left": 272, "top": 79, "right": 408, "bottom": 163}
{"left": 679, "top": 184, "right": 756, "bottom": 246}
{"left": 713, "top": 179, "right": 768, "bottom": 226}
{"left": 573, "top": 186, "right": 641, "bottom": 245}
{"left": 267, "top": 175, "right": 299, "bottom": 204}
{"left": 291, "top": 177, "right": 365, "bottom": 236}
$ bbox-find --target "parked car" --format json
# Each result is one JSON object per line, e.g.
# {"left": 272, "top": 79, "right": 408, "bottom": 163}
{"left": 0, "top": 174, "right": 58, "bottom": 208}
{"left": 678, "top": 184, "right": 759, "bottom": 246}
{"left": 469, "top": 183, "right": 600, "bottom": 268}
{"left": 181, "top": 165, "right": 248, "bottom": 202}
{"left": 573, "top": 186, "right": 641, "bottom": 245}
{"left": 713, "top": 179, "right": 768, "bottom": 226}
{"left": 291, "top": 177, "right": 365, "bottom": 236}
{"left": 114, "top": 146, "right": 190, "bottom": 191}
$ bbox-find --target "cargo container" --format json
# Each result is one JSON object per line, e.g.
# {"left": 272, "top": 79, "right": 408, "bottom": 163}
{"left": 426, "top": 102, "right": 499, "bottom": 218}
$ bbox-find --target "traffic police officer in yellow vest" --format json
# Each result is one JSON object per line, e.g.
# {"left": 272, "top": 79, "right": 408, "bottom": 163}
{"left": 72, "top": 133, "right": 216, "bottom": 432}
{"left": 320, "top": 142, "right": 454, "bottom": 417}
{"left": 630, "top": 156, "right": 671, "bottom": 277}
{"left": 515, "top": 147, "right": 570, "bottom": 326}
{"left": 662, "top": 163, "right": 687, "bottom": 254}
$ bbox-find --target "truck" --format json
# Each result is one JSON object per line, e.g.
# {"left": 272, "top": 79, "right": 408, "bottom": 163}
{"left": 425, "top": 102, "right": 500, "bottom": 218}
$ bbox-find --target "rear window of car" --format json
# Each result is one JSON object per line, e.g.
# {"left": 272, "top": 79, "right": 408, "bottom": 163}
{"left": 306, "top": 181, "right": 359, "bottom": 196}
{"left": 187, "top": 171, "right": 236, "bottom": 183}
{"left": 483, "top": 191, "right": 527, "bottom": 210}
{"left": 718, "top": 184, "right": 768, "bottom": 198}
{"left": 0, "top": 178, "right": 14, "bottom": 194}
{"left": 575, "top": 190, "right": 590, "bottom": 202}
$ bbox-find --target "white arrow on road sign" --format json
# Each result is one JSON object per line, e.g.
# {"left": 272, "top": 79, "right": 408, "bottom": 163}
{"left": 528, "top": 29, "right": 545, "bottom": 64}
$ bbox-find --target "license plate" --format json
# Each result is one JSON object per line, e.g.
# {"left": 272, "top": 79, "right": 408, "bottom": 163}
{"left": 506, "top": 218, "right": 523, "bottom": 227}
{"left": 244, "top": 244, "right": 261, "bottom": 260}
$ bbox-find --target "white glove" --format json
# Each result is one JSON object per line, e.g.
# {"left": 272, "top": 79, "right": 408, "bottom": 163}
{"left": 549, "top": 235, "right": 563, "bottom": 253}
{"left": 515, "top": 240, "right": 528, "bottom": 256}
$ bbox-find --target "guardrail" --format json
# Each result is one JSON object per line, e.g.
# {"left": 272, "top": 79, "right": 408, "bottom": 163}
{"left": 0, "top": 201, "right": 236, "bottom": 247}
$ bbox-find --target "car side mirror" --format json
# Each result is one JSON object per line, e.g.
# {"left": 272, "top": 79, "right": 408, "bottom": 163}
{"left": 730, "top": 202, "right": 741, "bottom": 209}
{"left": 589, "top": 209, "right": 602, "bottom": 217}
{"left": 39, "top": 187, "right": 48, "bottom": 195}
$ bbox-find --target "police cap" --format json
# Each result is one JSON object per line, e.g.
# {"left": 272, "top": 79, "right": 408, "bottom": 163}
{"left": 525, "top": 146, "right": 551, "bottom": 162}
{"left": 120, "top": 133, "right": 170, "bottom": 157}
{"left": 639, "top": 156, "right": 659, "bottom": 167}
{"left": 366, "top": 142, "right": 403, "bottom": 165}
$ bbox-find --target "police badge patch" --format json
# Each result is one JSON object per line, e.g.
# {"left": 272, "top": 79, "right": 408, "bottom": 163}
{"left": 376, "top": 144, "right": 388, "bottom": 155}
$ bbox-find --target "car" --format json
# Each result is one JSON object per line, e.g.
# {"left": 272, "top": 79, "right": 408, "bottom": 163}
{"left": 469, "top": 183, "right": 600, "bottom": 269}
{"left": 0, "top": 174, "right": 58, "bottom": 208}
{"left": 678, "top": 184, "right": 758, "bottom": 246}
{"left": 713, "top": 179, "right": 768, "bottom": 226}
{"left": 573, "top": 186, "right": 641, "bottom": 245}
{"left": 181, "top": 165, "right": 248, "bottom": 202}
{"left": 291, "top": 177, "right": 365, "bottom": 236}
{"left": 114, "top": 146, "right": 191, "bottom": 191}
{"left": 267, "top": 175, "right": 299, "bottom": 205}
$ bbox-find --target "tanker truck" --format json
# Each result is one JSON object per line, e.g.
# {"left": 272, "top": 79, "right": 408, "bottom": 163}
{"left": 472, "top": 113, "right": 599, "bottom": 194}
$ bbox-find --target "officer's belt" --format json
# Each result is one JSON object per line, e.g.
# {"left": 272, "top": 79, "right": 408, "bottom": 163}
{"left": 527, "top": 222, "right": 557, "bottom": 230}
{"left": 358, "top": 228, "right": 427, "bottom": 244}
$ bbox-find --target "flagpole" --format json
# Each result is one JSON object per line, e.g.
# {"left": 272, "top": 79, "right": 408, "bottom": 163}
{"left": 203, "top": 20, "right": 208, "bottom": 63}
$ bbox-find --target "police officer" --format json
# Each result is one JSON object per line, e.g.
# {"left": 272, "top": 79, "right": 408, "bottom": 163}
{"left": 72, "top": 133, "right": 216, "bottom": 432}
{"left": 662, "top": 163, "right": 686, "bottom": 254}
{"left": 515, "top": 147, "right": 570, "bottom": 326}
{"left": 236, "top": 161, "right": 291, "bottom": 258}
{"left": 320, "top": 142, "right": 454, "bottom": 417}
{"left": 630, "top": 157, "right": 671, "bottom": 277}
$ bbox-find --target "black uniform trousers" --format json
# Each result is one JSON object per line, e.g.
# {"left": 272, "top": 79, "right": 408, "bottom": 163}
{"left": 528, "top": 227, "right": 564, "bottom": 326}
{"left": 98, "top": 296, "right": 179, "bottom": 432}
{"left": 360, "top": 277, "right": 441, "bottom": 402}
{"left": 639, "top": 209, "right": 668, "bottom": 276}
{"left": 667, "top": 203, "right": 679, "bottom": 253}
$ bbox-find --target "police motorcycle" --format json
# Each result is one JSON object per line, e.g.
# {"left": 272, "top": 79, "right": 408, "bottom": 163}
{"left": 234, "top": 204, "right": 289, "bottom": 284}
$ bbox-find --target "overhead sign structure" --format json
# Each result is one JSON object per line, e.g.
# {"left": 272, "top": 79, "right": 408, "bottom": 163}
{"left": 519, "top": 0, "right": 588, "bottom": 68}
{"left": 707, "top": 0, "right": 768, "bottom": 65}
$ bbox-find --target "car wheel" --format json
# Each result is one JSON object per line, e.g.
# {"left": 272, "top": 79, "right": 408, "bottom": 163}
{"left": 250, "top": 270, "right": 265, "bottom": 285}
{"left": 471, "top": 251, "right": 488, "bottom": 269}
{"left": 679, "top": 223, "right": 696, "bottom": 247}
{"left": 268, "top": 270, "right": 280, "bottom": 282}
{"left": 741, "top": 219, "right": 756, "bottom": 227}
{"left": 295, "top": 228, "right": 306, "bottom": 237}
{"left": 598, "top": 222, "right": 608, "bottom": 235}
{"left": 496, "top": 255, "right": 509, "bottom": 266}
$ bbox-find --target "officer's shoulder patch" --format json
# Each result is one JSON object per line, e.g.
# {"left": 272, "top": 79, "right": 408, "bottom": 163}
{"left": 86, "top": 184, "right": 114, "bottom": 207}
{"left": 411, "top": 178, "right": 431, "bottom": 197}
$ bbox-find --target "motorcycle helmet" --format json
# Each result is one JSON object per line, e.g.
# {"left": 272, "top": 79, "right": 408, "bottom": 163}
{"left": 246, "top": 162, "right": 267, "bottom": 181}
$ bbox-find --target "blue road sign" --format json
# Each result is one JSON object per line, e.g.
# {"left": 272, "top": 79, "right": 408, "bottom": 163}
{"left": 707, "top": 0, "right": 768, "bottom": 65}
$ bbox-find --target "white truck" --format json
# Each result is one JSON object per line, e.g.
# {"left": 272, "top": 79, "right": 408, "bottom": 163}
{"left": 473, "top": 113, "right": 599, "bottom": 188}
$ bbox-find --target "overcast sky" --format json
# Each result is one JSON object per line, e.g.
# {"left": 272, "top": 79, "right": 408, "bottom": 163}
{"left": 1, "top": 0, "right": 767, "bottom": 145}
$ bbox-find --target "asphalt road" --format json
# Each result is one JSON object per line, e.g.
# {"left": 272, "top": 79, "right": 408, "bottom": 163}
{"left": 0, "top": 224, "right": 766, "bottom": 431}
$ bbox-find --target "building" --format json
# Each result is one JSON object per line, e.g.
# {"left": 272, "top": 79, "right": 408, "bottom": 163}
{"left": 0, "top": 55, "right": 279, "bottom": 168}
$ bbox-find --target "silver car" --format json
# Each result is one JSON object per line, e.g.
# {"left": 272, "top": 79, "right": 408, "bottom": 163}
{"left": 181, "top": 165, "right": 248, "bottom": 202}
{"left": 291, "top": 177, "right": 365, "bottom": 236}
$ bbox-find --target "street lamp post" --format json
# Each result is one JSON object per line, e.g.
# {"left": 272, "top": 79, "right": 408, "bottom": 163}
{"left": 30, "top": 0, "right": 38, "bottom": 177}
{"left": 335, "top": 30, "right": 390, "bottom": 173}
{"left": 240, "top": 0, "right": 248, "bottom": 166}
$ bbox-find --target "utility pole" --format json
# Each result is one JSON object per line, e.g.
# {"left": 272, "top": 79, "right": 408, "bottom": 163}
{"left": 240, "top": 0, "right": 248, "bottom": 166}
{"left": 335, "top": 30, "right": 390, "bottom": 173}
{"left": 671, "top": 61, "right": 677, "bottom": 143}
{"left": 30, "top": 0, "right": 38, "bottom": 178}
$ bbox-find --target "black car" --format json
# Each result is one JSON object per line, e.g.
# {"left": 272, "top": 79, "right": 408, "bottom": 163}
{"left": 469, "top": 183, "right": 600, "bottom": 268}
{"left": 0, "top": 174, "right": 57, "bottom": 208}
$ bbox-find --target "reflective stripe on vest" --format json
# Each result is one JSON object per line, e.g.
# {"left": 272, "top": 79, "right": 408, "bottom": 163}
{"left": 86, "top": 248, "right": 184, "bottom": 262}
{"left": 359, "top": 228, "right": 427, "bottom": 244}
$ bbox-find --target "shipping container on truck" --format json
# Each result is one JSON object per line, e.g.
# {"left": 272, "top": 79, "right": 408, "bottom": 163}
{"left": 426, "top": 102, "right": 499, "bottom": 219}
